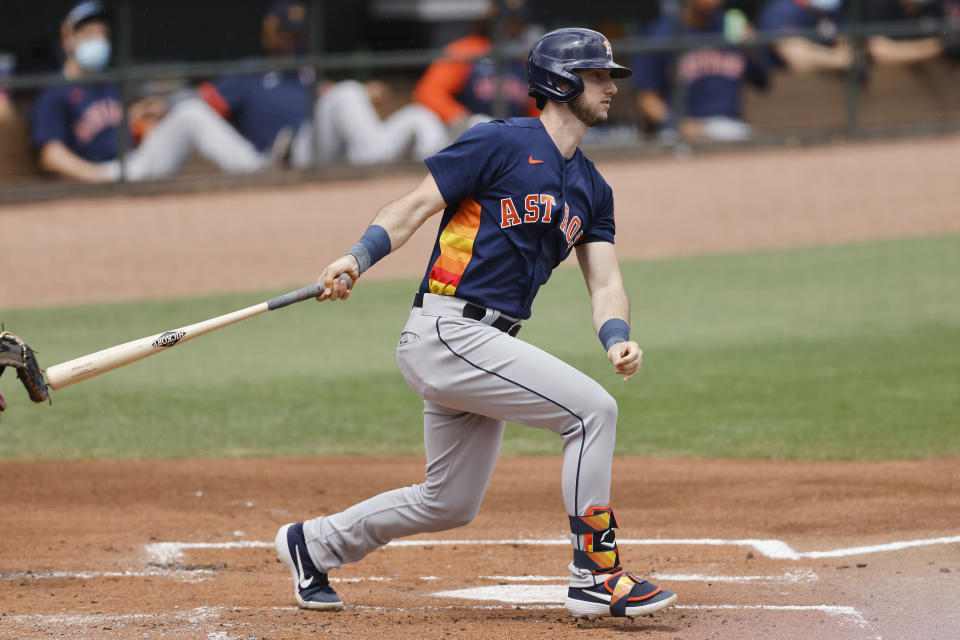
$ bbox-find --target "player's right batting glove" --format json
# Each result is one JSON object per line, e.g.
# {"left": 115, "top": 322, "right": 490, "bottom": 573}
{"left": 0, "top": 331, "right": 49, "bottom": 405}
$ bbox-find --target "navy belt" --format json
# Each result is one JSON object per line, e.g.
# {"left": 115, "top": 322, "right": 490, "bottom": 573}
{"left": 413, "top": 292, "right": 521, "bottom": 337}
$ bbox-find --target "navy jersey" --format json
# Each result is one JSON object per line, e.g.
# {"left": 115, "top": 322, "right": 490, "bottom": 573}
{"left": 31, "top": 82, "right": 122, "bottom": 162}
{"left": 421, "top": 117, "right": 615, "bottom": 319}
{"left": 205, "top": 68, "right": 313, "bottom": 152}
{"left": 633, "top": 12, "right": 768, "bottom": 120}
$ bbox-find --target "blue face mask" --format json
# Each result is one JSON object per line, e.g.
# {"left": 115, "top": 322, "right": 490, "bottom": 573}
{"left": 75, "top": 37, "right": 111, "bottom": 71}
{"left": 809, "top": 0, "right": 842, "bottom": 11}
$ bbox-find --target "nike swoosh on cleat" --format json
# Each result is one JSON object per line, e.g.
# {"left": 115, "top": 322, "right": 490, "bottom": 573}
{"left": 295, "top": 545, "right": 313, "bottom": 589}
{"left": 528, "top": 155, "right": 545, "bottom": 165}
{"left": 581, "top": 591, "right": 611, "bottom": 603}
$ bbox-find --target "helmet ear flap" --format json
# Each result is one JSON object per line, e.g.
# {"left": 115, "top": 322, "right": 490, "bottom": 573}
{"left": 527, "top": 66, "right": 584, "bottom": 104}
{"left": 550, "top": 69, "right": 585, "bottom": 103}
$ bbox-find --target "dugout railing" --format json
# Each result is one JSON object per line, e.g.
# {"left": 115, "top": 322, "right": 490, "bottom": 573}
{"left": 2, "top": 0, "right": 960, "bottom": 202}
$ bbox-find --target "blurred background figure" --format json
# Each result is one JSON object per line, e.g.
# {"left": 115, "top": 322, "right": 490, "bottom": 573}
{"left": 31, "top": 0, "right": 279, "bottom": 183}
{"left": 199, "top": 1, "right": 447, "bottom": 167}
{"left": 633, "top": 0, "right": 769, "bottom": 143}
{"left": 863, "top": 0, "right": 945, "bottom": 66}
{"left": 0, "top": 90, "right": 13, "bottom": 124}
{"left": 946, "top": 0, "right": 960, "bottom": 58}
{"left": 413, "top": 0, "right": 540, "bottom": 137}
{"left": 756, "top": 0, "right": 852, "bottom": 74}
{"left": 0, "top": 50, "right": 14, "bottom": 125}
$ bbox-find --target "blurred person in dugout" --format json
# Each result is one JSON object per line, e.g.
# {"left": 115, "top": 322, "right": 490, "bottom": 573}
{"left": 30, "top": 1, "right": 284, "bottom": 183}
{"left": 862, "top": 0, "right": 950, "bottom": 66}
{"left": 0, "top": 91, "right": 13, "bottom": 123}
{"left": 413, "top": 0, "right": 541, "bottom": 138}
{"left": 198, "top": 1, "right": 447, "bottom": 167}
{"left": 756, "top": 0, "right": 853, "bottom": 73}
{"left": 0, "top": 53, "right": 17, "bottom": 125}
{"left": 633, "top": 0, "right": 770, "bottom": 143}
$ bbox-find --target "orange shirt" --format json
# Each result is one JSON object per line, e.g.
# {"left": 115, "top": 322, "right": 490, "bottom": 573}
{"left": 414, "top": 35, "right": 539, "bottom": 124}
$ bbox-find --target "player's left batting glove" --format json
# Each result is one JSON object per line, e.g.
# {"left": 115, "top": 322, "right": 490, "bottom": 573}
{"left": 0, "top": 331, "right": 49, "bottom": 405}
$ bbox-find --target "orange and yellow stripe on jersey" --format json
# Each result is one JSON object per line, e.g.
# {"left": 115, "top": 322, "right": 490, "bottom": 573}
{"left": 428, "top": 197, "right": 481, "bottom": 295}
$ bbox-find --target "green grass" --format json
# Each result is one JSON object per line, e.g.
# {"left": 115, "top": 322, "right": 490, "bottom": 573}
{"left": 2, "top": 234, "right": 958, "bottom": 461}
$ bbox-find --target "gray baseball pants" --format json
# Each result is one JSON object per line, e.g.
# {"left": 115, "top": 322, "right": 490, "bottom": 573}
{"left": 291, "top": 80, "right": 448, "bottom": 167}
{"left": 101, "top": 99, "right": 268, "bottom": 181}
{"left": 303, "top": 294, "right": 618, "bottom": 584}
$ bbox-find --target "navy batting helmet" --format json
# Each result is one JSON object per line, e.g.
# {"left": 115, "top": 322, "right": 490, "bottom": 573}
{"left": 527, "top": 28, "right": 632, "bottom": 104}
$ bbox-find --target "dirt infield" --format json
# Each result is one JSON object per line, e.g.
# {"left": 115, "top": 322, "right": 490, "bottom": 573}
{"left": 1, "top": 137, "right": 959, "bottom": 639}
{"left": 2, "top": 457, "right": 958, "bottom": 639}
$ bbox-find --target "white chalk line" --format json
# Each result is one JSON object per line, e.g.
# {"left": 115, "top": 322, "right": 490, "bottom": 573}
{"left": 2, "top": 569, "right": 817, "bottom": 588}
{"left": 429, "top": 587, "right": 873, "bottom": 632}
{"left": 482, "top": 569, "right": 818, "bottom": 584}
{"left": 679, "top": 605, "right": 872, "bottom": 629}
{"left": 145, "top": 533, "right": 960, "bottom": 565}
{"left": 2, "top": 602, "right": 871, "bottom": 628}
{"left": 3, "top": 606, "right": 225, "bottom": 626}
{"left": 798, "top": 534, "right": 960, "bottom": 559}
{"left": 145, "top": 539, "right": 272, "bottom": 565}
{"left": 3, "top": 567, "right": 213, "bottom": 583}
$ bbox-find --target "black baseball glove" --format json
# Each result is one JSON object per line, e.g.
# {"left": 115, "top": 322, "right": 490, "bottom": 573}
{"left": 0, "top": 331, "right": 49, "bottom": 411}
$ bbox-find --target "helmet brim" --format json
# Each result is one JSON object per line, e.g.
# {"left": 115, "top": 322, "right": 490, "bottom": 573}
{"left": 570, "top": 61, "right": 633, "bottom": 79}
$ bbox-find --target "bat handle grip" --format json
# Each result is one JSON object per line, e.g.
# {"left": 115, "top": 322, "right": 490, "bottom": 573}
{"left": 266, "top": 274, "right": 353, "bottom": 311}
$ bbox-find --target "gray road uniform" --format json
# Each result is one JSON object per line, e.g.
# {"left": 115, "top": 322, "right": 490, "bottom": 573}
{"left": 277, "top": 28, "right": 678, "bottom": 620}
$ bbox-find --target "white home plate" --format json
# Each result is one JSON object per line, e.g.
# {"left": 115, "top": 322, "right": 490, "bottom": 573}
{"left": 433, "top": 585, "right": 566, "bottom": 604}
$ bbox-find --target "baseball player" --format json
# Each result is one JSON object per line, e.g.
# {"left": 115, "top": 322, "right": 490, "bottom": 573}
{"left": 275, "top": 28, "right": 678, "bottom": 620}
{"left": 198, "top": 1, "right": 447, "bottom": 167}
{"left": 31, "top": 0, "right": 285, "bottom": 183}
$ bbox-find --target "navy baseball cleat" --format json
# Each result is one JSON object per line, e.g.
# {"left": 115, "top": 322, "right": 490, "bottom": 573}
{"left": 275, "top": 522, "right": 344, "bottom": 610}
{"left": 565, "top": 569, "right": 677, "bottom": 619}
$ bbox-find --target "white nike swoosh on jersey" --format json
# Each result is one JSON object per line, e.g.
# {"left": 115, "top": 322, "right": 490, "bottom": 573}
{"left": 295, "top": 545, "right": 313, "bottom": 589}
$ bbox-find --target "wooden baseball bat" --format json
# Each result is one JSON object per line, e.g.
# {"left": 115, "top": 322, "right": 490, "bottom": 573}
{"left": 45, "top": 274, "right": 352, "bottom": 391}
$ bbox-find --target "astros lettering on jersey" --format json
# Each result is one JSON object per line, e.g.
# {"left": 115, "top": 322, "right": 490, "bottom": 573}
{"left": 421, "top": 117, "right": 615, "bottom": 320}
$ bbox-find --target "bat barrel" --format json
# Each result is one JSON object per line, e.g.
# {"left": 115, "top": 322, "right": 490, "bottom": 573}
{"left": 46, "top": 339, "right": 161, "bottom": 390}
{"left": 43, "top": 278, "right": 349, "bottom": 391}
{"left": 45, "top": 302, "right": 269, "bottom": 390}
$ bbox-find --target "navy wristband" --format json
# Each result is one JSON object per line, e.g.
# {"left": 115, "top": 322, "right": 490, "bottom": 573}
{"left": 599, "top": 318, "right": 630, "bottom": 351}
{"left": 347, "top": 225, "right": 391, "bottom": 275}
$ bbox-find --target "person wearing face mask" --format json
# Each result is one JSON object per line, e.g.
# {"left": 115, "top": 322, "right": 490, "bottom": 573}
{"left": 863, "top": 0, "right": 946, "bottom": 66}
{"left": 198, "top": 1, "right": 447, "bottom": 167}
{"left": 30, "top": 1, "right": 286, "bottom": 183}
{"left": 756, "top": 0, "right": 853, "bottom": 74}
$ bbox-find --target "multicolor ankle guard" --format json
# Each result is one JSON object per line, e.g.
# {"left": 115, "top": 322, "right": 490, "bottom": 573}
{"left": 570, "top": 505, "right": 620, "bottom": 573}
